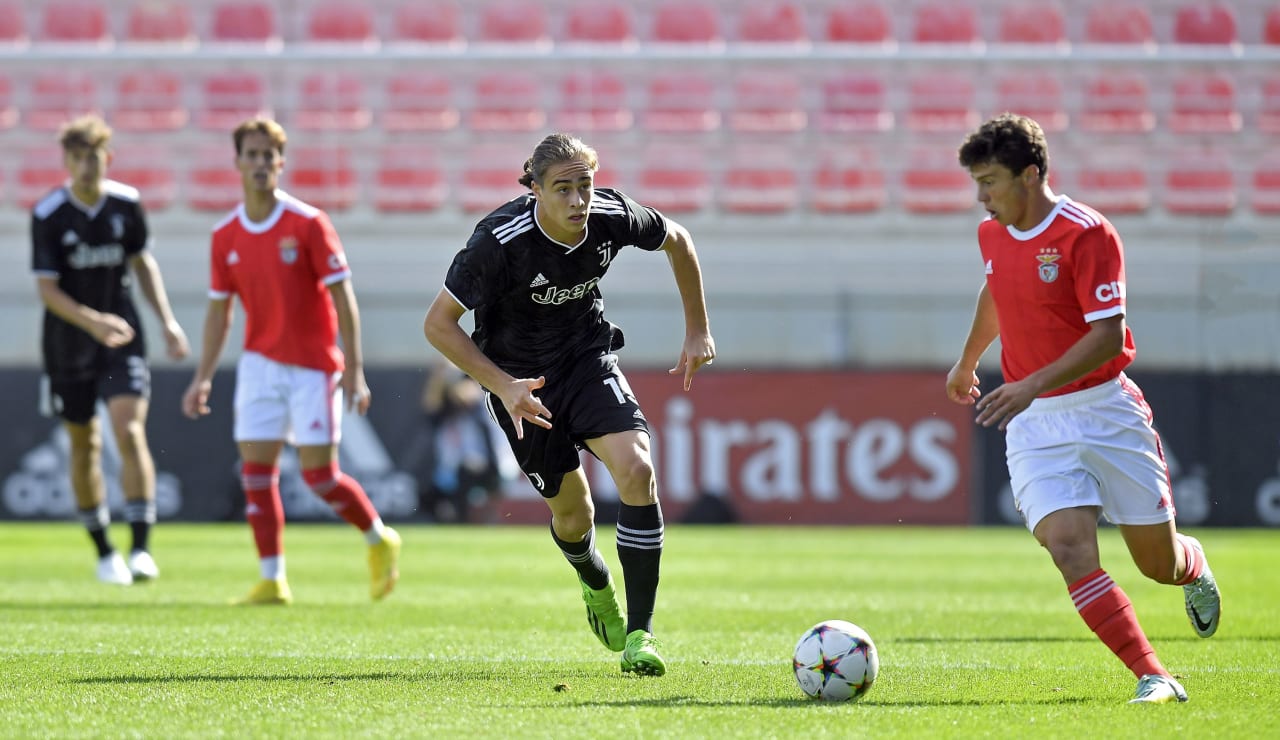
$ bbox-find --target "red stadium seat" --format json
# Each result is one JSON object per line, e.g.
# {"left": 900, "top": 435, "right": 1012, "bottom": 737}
{"left": 999, "top": 2, "right": 1066, "bottom": 45}
{"left": 306, "top": 1, "right": 375, "bottom": 44}
{"left": 817, "top": 73, "right": 892, "bottom": 132}
{"left": 477, "top": 0, "right": 549, "bottom": 45}
{"left": 125, "top": 0, "right": 194, "bottom": 44}
{"left": 40, "top": 0, "right": 110, "bottom": 43}
{"left": 111, "top": 147, "right": 178, "bottom": 211}
{"left": 824, "top": 1, "right": 892, "bottom": 43}
{"left": 727, "top": 73, "right": 807, "bottom": 133}
{"left": 995, "top": 71, "right": 1067, "bottom": 132}
{"left": 0, "top": 1, "right": 26, "bottom": 45}
{"left": 186, "top": 147, "right": 242, "bottom": 212}
{"left": 0, "top": 74, "right": 17, "bottom": 129}
{"left": 813, "top": 146, "right": 886, "bottom": 213}
{"left": 555, "top": 71, "right": 632, "bottom": 132}
{"left": 720, "top": 167, "right": 798, "bottom": 214}
{"left": 652, "top": 1, "right": 721, "bottom": 44}
{"left": 459, "top": 147, "right": 527, "bottom": 213}
{"left": 17, "top": 148, "right": 66, "bottom": 210}
{"left": 381, "top": 72, "right": 459, "bottom": 132}
{"left": 634, "top": 144, "right": 712, "bottom": 213}
{"left": 293, "top": 72, "right": 371, "bottom": 131}
{"left": 1162, "top": 150, "right": 1235, "bottom": 216}
{"left": 112, "top": 71, "right": 188, "bottom": 131}
{"left": 1251, "top": 153, "right": 1280, "bottom": 215}
{"left": 209, "top": 1, "right": 278, "bottom": 44}
{"left": 901, "top": 147, "right": 974, "bottom": 214}
{"left": 1073, "top": 160, "right": 1150, "bottom": 214}
{"left": 373, "top": 147, "right": 447, "bottom": 213}
{"left": 389, "top": 1, "right": 463, "bottom": 45}
{"left": 563, "top": 0, "right": 635, "bottom": 44}
{"left": 1078, "top": 71, "right": 1154, "bottom": 133}
{"left": 286, "top": 147, "right": 358, "bottom": 211}
{"left": 906, "top": 73, "right": 979, "bottom": 132}
{"left": 912, "top": 1, "right": 979, "bottom": 44}
{"left": 738, "top": 1, "right": 809, "bottom": 44}
{"left": 196, "top": 71, "right": 268, "bottom": 131}
{"left": 1259, "top": 76, "right": 1280, "bottom": 133}
{"left": 1169, "top": 71, "right": 1240, "bottom": 134}
{"left": 1267, "top": 6, "right": 1280, "bottom": 45}
{"left": 642, "top": 73, "right": 720, "bottom": 133}
{"left": 26, "top": 72, "right": 100, "bottom": 131}
{"left": 467, "top": 73, "right": 544, "bottom": 132}
{"left": 1173, "top": 1, "right": 1237, "bottom": 45}
{"left": 1084, "top": 2, "right": 1153, "bottom": 45}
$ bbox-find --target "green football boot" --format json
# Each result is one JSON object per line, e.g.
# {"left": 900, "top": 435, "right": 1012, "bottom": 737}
{"left": 579, "top": 575, "right": 626, "bottom": 652}
{"left": 620, "top": 629, "right": 666, "bottom": 676}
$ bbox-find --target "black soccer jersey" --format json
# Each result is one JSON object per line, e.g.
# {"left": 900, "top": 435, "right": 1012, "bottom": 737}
{"left": 31, "top": 180, "right": 151, "bottom": 381}
{"left": 444, "top": 187, "right": 669, "bottom": 378}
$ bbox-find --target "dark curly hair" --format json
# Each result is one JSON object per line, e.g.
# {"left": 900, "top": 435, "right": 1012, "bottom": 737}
{"left": 957, "top": 113, "right": 1050, "bottom": 180}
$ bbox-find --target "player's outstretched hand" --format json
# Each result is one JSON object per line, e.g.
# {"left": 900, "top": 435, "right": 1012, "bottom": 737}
{"left": 945, "top": 363, "right": 981, "bottom": 406}
{"left": 182, "top": 379, "right": 212, "bottom": 419}
{"left": 92, "top": 313, "right": 135, "bottom": 349}
{"left": 164, "top": 321, "right": 190, "bottom": 360}
{"left": 498, "top": 376, "right": 553, "bottom": 440}
{"left": 670, "top": 332, "right": 716, "bottom": 391}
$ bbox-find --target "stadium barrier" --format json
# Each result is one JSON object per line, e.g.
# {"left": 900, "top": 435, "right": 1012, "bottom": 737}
{"left": 0, "top": 368, "right": 1275, "bottom": 527}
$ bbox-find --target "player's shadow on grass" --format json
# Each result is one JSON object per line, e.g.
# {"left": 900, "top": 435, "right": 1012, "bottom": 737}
{"left": 892, "top": 635, "right": 1280, "bottom": 644}
{"left": 72, "top": 667, "right": 607, "bottom": 685}
{"left": 551, "top": 696, "right": 1091, "bottom": 709}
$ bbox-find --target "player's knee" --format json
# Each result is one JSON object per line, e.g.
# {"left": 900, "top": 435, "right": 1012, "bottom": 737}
{"left": 612, "top": 456, "right": 656, "bottom": 504}
{"left": 554, "top": 508, "right": 595, "bottom": 541}
{"left": 113, "top": 419, "right": 147, "bottom": 456}
{"left": 1041, "top": 537, "right": 1098, "bottom": 579}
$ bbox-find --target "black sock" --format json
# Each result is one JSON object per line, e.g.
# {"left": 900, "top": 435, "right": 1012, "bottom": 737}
{"left": 617, "top": 502, "right": 664, "bottom": 634}
{"left": 124, "top": 499, "right": 155, "bottom": 553}
{"left": 79, "top": 505, "right": 113, "bottom": 558}
{"left": 551, "top": 524, "right": 611, "bottom": 591}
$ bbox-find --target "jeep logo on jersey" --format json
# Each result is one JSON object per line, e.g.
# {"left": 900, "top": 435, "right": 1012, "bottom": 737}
{"left": 531, "top": 276, "right": 601, "bottom": 305}
{"left": 67, "top": 243, "right": 125, "bottom": 269}
{"left": 1036, "top": 250, "right": 1061, "bottom": 283}
{"left": 279, "top": 236, "right": 298, "bottom": 264}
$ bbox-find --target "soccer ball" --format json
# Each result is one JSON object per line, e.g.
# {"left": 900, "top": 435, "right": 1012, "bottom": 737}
{"left": 792, "top": 619, "right": 879, "bottom": 701}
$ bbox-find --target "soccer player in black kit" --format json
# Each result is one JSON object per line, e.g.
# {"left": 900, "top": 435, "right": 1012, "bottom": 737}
{"left": 31, "top": 114, "right": 189, "bottom": 585}
{"left": 424, "top": 133, "right": 716, "bottom": 675}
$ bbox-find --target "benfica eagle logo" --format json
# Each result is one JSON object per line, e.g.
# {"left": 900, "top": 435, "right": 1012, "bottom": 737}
{"left": 1036, "top": 249, "right": 1061, "bottom": 283}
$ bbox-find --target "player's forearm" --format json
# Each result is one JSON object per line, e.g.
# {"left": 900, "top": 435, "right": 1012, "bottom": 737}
{"left": 329, "top": 280, "right": 364, "bottom": 370}
{"left": 1020, "top": 318, "right": 1125, "bottom": 397}
{"left": 36, "top": 280, "right": 106, "bottom": 334}
{"left": 957, "top": 285, "right": 1000, "bottom": 370}
{"left": 130, "top": 253, "right": 180, "bottom": 328}
{"left": 663, "top": 224, "right": 711, "bottom": 335}
{"left": 192, "top": 301, "right": 231, "bottom": 383}
{"left": 424, "top": 311, "right": 511, "bottom": 395}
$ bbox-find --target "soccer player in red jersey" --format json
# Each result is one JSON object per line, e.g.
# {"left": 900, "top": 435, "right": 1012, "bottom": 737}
{"left": 424, "top": 133, "right": 715, "bottom": 675}
{"left": 946, "top": 113, "right": 1221, "bottom": 704}
{"left": 32, "top": 114, "right": 189, "bottom": 585}
{"left": 181, "top": 117, "right": 400, "bottom": 605}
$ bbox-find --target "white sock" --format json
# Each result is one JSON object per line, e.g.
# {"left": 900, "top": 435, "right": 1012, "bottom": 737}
{"left": 260, "top": 556, "right": 285, "bottom": 581}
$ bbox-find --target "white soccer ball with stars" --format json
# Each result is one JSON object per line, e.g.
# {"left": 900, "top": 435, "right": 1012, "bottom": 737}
{"left": 792, "top": 619, "right": 879, "bottom": 701}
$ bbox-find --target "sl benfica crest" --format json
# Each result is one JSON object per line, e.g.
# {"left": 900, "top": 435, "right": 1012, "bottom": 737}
{"left": 279, "top": 236, "right": 298, "bottom": 264}
{"left": 1036, "top": 248, "right": 1061, "bottom": 283}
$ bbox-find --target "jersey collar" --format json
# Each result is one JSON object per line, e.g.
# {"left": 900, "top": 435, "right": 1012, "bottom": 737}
{"left": 532, "top": 200, "right": 588, "bottom": 252}
{"left": 1005, "top": 194, "right": 1067, "bottom": 242}
{"left": 235, "top": 190, "right": 286, "bottom": 234}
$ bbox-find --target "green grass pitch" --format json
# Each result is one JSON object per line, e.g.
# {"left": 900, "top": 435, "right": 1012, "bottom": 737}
{"left": 1, "top": 523, "right": 1277, "bottom": 738}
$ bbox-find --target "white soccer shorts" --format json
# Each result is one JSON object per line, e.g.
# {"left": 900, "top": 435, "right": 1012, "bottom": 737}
{"left": 233, "top": 351, "right": 343, "bottom": 447}
{"left": 1005, "top": 373, "right": 1176, "bottom": 533}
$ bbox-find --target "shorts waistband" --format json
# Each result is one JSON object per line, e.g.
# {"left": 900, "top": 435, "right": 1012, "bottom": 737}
{"left": 1024, "top": 374, "right": 1126, "bottom": 413}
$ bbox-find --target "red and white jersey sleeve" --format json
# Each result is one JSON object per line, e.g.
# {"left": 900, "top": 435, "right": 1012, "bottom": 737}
{"left": 207, "top": 190, "right": 349, "bottom": 373}
{"left": 978, "top": 196, "right": 1136, "bottom": 396}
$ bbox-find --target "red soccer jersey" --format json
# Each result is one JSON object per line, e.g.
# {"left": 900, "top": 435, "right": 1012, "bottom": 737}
{"left": 979, "top": 195, "right": 1136, "bottom": 397}
{"left": 209, "top": 191, "right": 351, "bottom": 373}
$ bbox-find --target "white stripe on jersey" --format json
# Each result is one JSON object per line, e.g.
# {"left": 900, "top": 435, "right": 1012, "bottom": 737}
{"left": 102, "top": 179, "right": 141, "bottom": 203}
{"left": 493, "top": 212, "right": 534, "bottom": 244}
{"left": 32, "top": 188, "right": 68, "bottom": 220}
{"left": 589, "top": 190, "right": 627, "bottom": 214}
{"left": 1060, "top": 199, "right": 1102, "bottom": 228}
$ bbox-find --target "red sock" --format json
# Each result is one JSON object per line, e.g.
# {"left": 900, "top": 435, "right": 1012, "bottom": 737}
{"left": 1174, "top": 534, "right": 1204, "bottom": 585}
{"left": 302, "top": 462, "right": 377, "bottom": 531}
{"left": 241, "top": 462, "right": 283, "bottom": 558}
{"left": 1070, "top": 569, "right": 1166, "bottom": 678}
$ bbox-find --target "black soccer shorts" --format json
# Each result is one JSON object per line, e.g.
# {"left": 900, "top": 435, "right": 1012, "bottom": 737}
{"left": 486, "top": 353, "right": 650, "bottom": 498}
{"left": 42, "top": 352, "right": 151, "bottom": 424}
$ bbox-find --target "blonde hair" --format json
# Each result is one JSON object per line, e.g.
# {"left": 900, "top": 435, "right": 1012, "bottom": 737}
{"left": 59, "top": 114, "right": 112, "bottom": 151}
{"left": 232, "top": 117, "right": 288, "bottom": 156}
